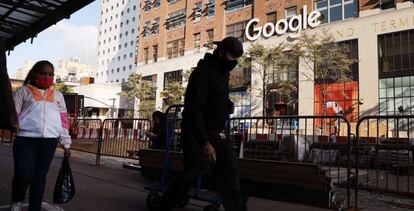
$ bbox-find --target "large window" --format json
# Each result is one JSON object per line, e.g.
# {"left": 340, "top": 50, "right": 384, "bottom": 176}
{"left": 379, "top": 76, "right": 414, "bottom": 115}
{"left": 267, "top": 52, "right": 299, "bottom": 116}
{"left": 143, "top": 48, "right": 149, "bottom": 64}
{"left": 166, "top": 9, "right": 186, "bottom": 30}
{"left": 378, "top": 29, "right": 414, "bottom": 78}
{"left": 152, "top": 18, "right": 160, "bottom": 35}
{"left": 226, "top": 21, "right": 249, "bottom": 43}
{"left": 206, "top": 29, "right": 214, "bottom": 48}
{"left": 194, "top": 33, "right": 201, "bottom": 53}
{"left": 167, "top": 39, "right": 185, "bottom": 59}
{"left": 164, "top": 70, "right": 182, "bottom": 88}
{"left": 142, "top": 75, "right": 157, "bottom": 100}
{"left": 266, "top": 12, "right": 277, "bottom": 24}
{"left": 226, "top": 0, "right": 252, "bottom": 11}
{"left": 153, "top": 45, "right": 158, "bottom": 62}
{"left": 143, "top": 21, "right": 150, "bottom": 37}
{"left": 207, "top": 0, "right": 215, "bottom": 17}
{"left": 315, "top": 0, "right": 358, "bottom": 24}
{"left": 194, "top": 3, "right": 202, "bottom": 22}
{"left": 230, "top": 91, "right": 251, "bottom": 117}
{"left": 314, "top": 39, "right": 359, "bottom": 122}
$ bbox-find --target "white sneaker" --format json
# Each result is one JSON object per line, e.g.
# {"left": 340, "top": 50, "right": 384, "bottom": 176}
{"left": 9, "top": 202, "right": 22, "bottom": 211}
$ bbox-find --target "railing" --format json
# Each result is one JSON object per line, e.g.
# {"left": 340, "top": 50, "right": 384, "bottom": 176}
{"left": 230, "top": 116, "right": 352, "bottom": 206}
{"left": 355, "top": 115, "right": 414, "bottom": 208}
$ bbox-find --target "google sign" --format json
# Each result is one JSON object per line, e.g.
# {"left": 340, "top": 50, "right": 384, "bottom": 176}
{"left": 245, "top": 6, "right": 322, "bottom": 41}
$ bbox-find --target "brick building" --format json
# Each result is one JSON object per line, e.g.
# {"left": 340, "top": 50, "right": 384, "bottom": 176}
{"left": 135, "top": 0, "right": 414, "bottom": 121}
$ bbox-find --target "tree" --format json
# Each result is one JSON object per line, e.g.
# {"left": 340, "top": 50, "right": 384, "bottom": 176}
{"left": 290, "top": 32, "right": 357, "bottom": 117}
{"left": 160, "top": 69, "right": 193, "bottom": 110}
{"left": 239, "top": 43, "right": 297, "bottom": 116}
{"left": 53, "top": 83, "right": 73, "bottom": 94}
{"left": 123, "top": 73, "right": 157, "bottom": 119}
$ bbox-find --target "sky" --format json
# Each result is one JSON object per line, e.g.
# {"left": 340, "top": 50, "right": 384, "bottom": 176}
{"left": 6, "top": 1, "right": 99, "bottom": 78}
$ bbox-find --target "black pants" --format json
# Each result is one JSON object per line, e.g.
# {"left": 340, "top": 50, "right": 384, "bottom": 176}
{"left": 12, "top": 136, "right": 58, "bottom": 211}
{"left": 159, "top": 131, "right": 246, "bottom": 211}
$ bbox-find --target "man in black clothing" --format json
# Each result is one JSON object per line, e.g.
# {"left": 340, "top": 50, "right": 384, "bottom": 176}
{"left": 157, "top": 37, "right": 246, "bottom": 211}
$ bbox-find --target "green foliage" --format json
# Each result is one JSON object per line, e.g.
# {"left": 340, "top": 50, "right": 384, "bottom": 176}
{"left": 53, "top": 83, "right": 73, "bottom": 94}
{"left": 239, "top": 43, "right": 297, "bottom": 116}
{"left": 123, "top": 73, "right": 157, "bottom": 118}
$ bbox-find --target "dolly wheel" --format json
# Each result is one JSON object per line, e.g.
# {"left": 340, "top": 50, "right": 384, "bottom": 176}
{"left": 146, "top": 192, "right": 160, "bottom": 211}
{"left": 203, "top": 204, "right": 220, "bottom": 211}
{"left": 177, "top": 196, "right": 189, "bottom": 208}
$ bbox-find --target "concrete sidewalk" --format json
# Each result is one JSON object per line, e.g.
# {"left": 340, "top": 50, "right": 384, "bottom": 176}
{"left": 0, "top": 144, "right": 332, "bottom": 211}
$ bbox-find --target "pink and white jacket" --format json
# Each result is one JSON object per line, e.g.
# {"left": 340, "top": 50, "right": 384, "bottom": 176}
{"left": 13, "top": 85, "right": 71, "bottom": 148}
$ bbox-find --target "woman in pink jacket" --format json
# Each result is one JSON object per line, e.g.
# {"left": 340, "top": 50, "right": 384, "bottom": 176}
{"left": 10, "top": 60, "right": 71, "bottom": 211}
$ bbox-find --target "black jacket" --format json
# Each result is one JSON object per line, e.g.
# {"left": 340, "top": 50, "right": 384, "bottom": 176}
{"left": 182, "top": 52, "right": 233, "bottom": 145}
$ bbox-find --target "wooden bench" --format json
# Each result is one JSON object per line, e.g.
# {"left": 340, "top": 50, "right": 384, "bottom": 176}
{"left": 140, "top": 149, "right": 335, "bottom": 208}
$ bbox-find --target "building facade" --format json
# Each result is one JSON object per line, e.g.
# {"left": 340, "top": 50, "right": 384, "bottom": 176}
{"left": 135, "top": 0, "right": 414, "bottom": 121}
{"left": 96, "top": 0, "right": 140, "bottom": 84}
{"left": 55, "top": 57, "right": 96, "bottom": 84}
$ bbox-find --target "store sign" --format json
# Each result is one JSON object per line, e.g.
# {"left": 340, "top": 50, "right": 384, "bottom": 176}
{"left": 245, "top": 6, "right": 322, "bottom": 40}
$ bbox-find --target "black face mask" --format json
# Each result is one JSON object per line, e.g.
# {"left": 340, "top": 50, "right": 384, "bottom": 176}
{"left": 219, "top": 58, "right": 238, "bottom": 72}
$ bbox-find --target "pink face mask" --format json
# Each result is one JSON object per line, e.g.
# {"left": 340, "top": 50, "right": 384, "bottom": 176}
{"left": 35, "top": 75, "right": 54, "bottom": 89}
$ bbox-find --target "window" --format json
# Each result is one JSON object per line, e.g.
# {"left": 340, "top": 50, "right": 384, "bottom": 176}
{"left": 378, "top": 29, "right": 414, "bottom": 78}
{"left": 168, "top": 0, "right": 180, "bottom": 4}
{"left": 120, "top": 33, "right": 123, "bottom": 38}
{"left": 119, "top": 44, "right": 122, "bottom": 50}
{"left": 124, "top": 54, "right": 127, "bottom": 59}
{"left": 122, "top": 79, "right": 125, "bottom": 83}
{"left": 315, "top": 0, "right": 358, "bottom": 24}
{"left": 153, "top": 18, "right": 160, "bottom": 35}
{"left": 125, "top": 31, "right": 128, "bottom": 36}
{"left": 131, "top": 29, "right": 135, "bottom": 34}
{"left": 153, "top": 45, "right": 158, "bottom": 62}
{"left": 206, "top": 29, "right": 214, "bottom": 48}
{"left": 230, "top": 91, "right": 251, "bottom": 117}
{"left": 127, "top": 8, "right": 130, "bottom": 13}
{"left": 144, "top": 48, "right": 149, "bottom": 64}
{"left": 118, "top": 56, "right": 121, "bottom": 61}
{"left": 125, "top": 43, "right": 127, "bottom": 48}
{"left": 144, "top": 21, "right": 151, "bottom": 37}
{"left": 117, "top": 68, "right": 120, "bottom": 73}
{"left": 129, "top": 65, "right": 133, "bottom": 70}
{"left": 130, "top": 52, "right": 133, "bottom": 58}
{"left": 207, "top": 0, "right": 215, "bottom": 17}
{"left": 133, "top": 17, "right": 136, "bottom": 22}
{"left": 194, "top": 33, "right": 201, "bottom": 52}
{"left": 116, "top": 79, "right": 119, "bottom": 82}
{"left": 266, "top": 12, "right": 277, "bottom": 24}
{"left": 111, "top": 69, "right": 114, "bottom": 74}
{"left": 154, "top": 0, "right": 161, "bottom": 8}
{"left": 194, "top": 3, "right": 202, "bottom": 22}
{"left": 226, "top": 21, "right": 248, "bottom": 43}
{"left": 131, "top": 41, "right": 134, "bottom": 46}
{"left": 315, "top": 39, "right": 359, "bottom": 122}
{"left": 226, "top": 0, "right": 252, "bottom": 11}
{"left": 380, "top": 0, "right": 395, "bottom": 10}
{"left": 166, "top": 9, "right": 186, "bottom": 30}
{"left": 126, "top": 20, "right": 129, "bottom": 25}
{"left": 133, "top": 5, "right": 137, "bottom": 10}
{"left": 285, "top": 7, "right": 296, "bottom": 19}
{"left": 379, "top": 76, "right": 414, "bottom": 115}
{"left": 164, "top": 70, "right": 182, "bottom": 88}
{"left": 123, "top": 66, "right": 126, "bottom": 71}
{"left": 167, "top": 39, "right": 185, "bottom": 59}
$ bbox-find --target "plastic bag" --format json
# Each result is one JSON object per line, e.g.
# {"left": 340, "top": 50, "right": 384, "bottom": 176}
{"left": 53, "top": 155, "right": 75, "bottom": 204}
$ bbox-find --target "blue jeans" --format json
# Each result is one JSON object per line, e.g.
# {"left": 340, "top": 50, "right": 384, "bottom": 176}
{"left": 12, "top": 136, "right": 58, "bottom": 211}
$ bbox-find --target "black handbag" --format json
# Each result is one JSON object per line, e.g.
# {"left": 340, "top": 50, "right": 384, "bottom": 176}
{"left": 53, "top": 155, "right": 75, "bottom": 204}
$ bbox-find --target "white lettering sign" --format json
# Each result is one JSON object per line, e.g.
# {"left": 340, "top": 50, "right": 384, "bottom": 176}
{"left": 245, "top": 6, "right": 321, "bottom": 40}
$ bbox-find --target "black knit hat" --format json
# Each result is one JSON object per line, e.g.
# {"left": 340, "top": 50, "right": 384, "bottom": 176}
{"left": 213, "top": 37, "right": 244, "bottom": 58}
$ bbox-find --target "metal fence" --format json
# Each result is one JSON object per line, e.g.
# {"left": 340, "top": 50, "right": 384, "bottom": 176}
{"left": 99, "top": 118, "right": 151, "bottom": 160}
{"left": 230, "top": 116, "right": 352, "bottom": 206}
{"left": 355, "top": 115, "right": 414, "bottom": 207}
{"left": 70, "top": 118, "right": 102, "bottom": 154}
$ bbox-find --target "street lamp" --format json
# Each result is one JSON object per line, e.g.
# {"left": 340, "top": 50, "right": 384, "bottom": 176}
{"left": 109, "top": 98, "right": 117, "bottom": 118}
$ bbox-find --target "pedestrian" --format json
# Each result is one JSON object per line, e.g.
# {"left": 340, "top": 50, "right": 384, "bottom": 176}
{"left": 147, "top": 111, "right": 165, "bottom": 150}
{"left": 157, "top": 37, "right": 246, "bottom": 211}
{"left": 10, "top": 60, "right": 71, "bottom": 211}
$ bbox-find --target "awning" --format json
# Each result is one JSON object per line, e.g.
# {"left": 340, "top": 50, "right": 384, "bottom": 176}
{"left": 0, "top": 0, "right": 94, "bottom": 51}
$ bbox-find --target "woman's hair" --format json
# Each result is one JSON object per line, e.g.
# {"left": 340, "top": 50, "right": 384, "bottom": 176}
{"left": 23, "top": 60, "right": 54, "bottom": 85}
